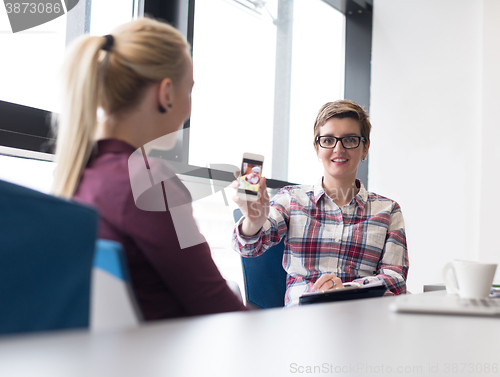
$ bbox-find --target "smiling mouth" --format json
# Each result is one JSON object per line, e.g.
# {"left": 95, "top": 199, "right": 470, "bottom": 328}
{"left": 332, "top": 158, "right": 348, "bottom": 162}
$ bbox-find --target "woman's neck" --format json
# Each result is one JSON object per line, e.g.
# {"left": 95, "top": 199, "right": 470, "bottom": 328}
{"left": 95, "top": 84, "right": 177, "bottom": 149}
{"left": 322, "top": 176, "right": 359, "bottom": 207}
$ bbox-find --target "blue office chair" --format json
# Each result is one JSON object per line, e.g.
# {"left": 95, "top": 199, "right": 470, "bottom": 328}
{"left": 0, "top": 179, "right": 98, "bottom": 335}
{"left": 91, "top": 239, "right": 143, "bottom": 331}
{"left": 233, "top": 209, "right": 287, "bottom": 309}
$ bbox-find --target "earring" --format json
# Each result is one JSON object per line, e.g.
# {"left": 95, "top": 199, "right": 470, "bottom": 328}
{"left": 158, "top": 104, "right": 166, "bottom": 113}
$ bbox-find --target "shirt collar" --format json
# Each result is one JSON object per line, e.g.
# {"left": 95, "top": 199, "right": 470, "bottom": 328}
{"left": 354, "top": 180, "right": 368, "bottom": 208}
{"left": 311, "top": 177, "right": 368, "bottom": 208}
{"left": 94, "top": 139, "right": 136, "bottom": 155}
{"left": 313, "top": 178, "right": 326, "bottom": 204}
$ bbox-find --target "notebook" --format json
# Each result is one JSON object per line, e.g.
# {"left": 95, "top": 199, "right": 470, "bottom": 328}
{"left": 389, "top": 292, "right": 500, "bottom": 317}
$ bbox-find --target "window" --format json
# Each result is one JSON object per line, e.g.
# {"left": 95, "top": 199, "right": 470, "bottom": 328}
{"left": 0, "top": 8, "right": 66, "bottom": 112}
{"left": 189, "top": 0, "right": 344, "bottom": 185}
{"left": 189, "top": 0, "right": 278, "bottom": 174}
{"left": 0, "top": 0, "right": 136, "bottom": 111}
{"left": 0, "top": 0, "right": 372, "bottom": 301}
{"left": 0, "top": 154, "right": 55, "bottom": 193}
{"left": 89, "top": 0, "right": 136, "bottom": 37}
{"left": 0, "top": 0, "right": 136, "bottom": 190}
{"left": 288, "top": 0, "right": 344, "bottom": 184}
{"left": 0, "top": 0, "right": 135, "bottom": 112}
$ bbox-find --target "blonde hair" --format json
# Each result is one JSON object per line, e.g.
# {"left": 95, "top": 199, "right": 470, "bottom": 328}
{"left": 313, "top": 100, "right": 371, "bottom": 151}
{"left": 52, "top": 18, "right": 190, "bottom": 199}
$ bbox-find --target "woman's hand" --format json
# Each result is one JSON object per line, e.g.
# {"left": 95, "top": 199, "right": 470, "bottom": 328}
{"left": 312, "top": 273, "right": 344, "bottom": 292}
{"left": 232, "top": 173, "right": 270, "bottom": 237}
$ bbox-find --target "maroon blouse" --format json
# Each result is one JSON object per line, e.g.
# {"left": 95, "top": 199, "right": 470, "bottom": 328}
{"left": 74, "top": 139, "right": 246, "bottom": 320}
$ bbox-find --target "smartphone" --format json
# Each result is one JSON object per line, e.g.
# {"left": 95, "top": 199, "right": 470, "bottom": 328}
{"left": 237, "top": 153, "right": 264, "bottom": 202}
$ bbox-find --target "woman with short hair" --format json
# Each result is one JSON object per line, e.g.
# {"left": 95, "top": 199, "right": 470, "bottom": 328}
{"left": 232, "top": 100, "right": 409, "bottom": 307}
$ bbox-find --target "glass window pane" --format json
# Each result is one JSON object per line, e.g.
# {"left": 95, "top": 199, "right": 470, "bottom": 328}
{"left": 0, "top": 0, "right": 134, "bottom": 190}
{"left": 0, "top": 0, "right": 134, "bottom": 113}
{"left": 90, "top": 0, "right": 135, "bottom": 36}
{"left": 189, "top": 0, "right": 279, "bottom": 171}
{"left": 0, "top": 154, "right": 55, "bottom": 193}
{"left": 0, "top": 11, "right": 67, "bottom": 112}
{"left": 288, "top": 0, "right": 344, "bottom": 184}
{"left": 189, "top": 0, "right": 344, "bottom": 184}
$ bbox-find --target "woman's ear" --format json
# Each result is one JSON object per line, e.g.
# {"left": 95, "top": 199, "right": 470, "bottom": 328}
{"left": 363, "top": 140, "right": 370, "bottom": 159}
{"left": 157, "top": 78, "right": 173, "bottom": 112}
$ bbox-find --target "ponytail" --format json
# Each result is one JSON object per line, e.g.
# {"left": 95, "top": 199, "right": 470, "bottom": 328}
{"left": 52, "top": 36, "right": 105, "bottom": 198}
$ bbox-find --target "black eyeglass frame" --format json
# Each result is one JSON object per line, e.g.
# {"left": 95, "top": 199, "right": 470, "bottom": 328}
{"left": 315, "top": 135, "right": 366, "bottom": 149}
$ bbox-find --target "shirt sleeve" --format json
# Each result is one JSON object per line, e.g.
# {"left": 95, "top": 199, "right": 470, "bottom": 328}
{"left": 231, "top": 188, "right": 290, "bottom": 257}
{"left": 351, "top": 202, "right": 409, "bottom": 295}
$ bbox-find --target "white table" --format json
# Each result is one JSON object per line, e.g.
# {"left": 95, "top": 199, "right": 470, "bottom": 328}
{"left": 0, "top": 292, "right": 498, "bottom": 377}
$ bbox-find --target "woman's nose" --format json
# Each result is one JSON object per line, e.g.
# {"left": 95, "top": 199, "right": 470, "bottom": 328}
{"left": 333, "top": 140, "right": 346, "bottom": 151}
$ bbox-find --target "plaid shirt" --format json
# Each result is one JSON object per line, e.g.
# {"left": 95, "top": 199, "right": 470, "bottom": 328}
{"left": 233, "top": 179, "right": 409, "bottom": 307}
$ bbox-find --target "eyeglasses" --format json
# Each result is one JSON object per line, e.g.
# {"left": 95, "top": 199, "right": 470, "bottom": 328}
{"left": 315, "top": 135, "right": 366, "bottom": 149}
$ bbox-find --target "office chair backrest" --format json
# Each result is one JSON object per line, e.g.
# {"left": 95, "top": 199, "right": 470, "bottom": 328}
{"left": 91, "top": 239, "right": 143, "bottom": 331}
{"left": 233, "top": 209, "right": 287, "bottom": 309}
{"left": 0, "top": 179, "right": 98, "bottom": 335}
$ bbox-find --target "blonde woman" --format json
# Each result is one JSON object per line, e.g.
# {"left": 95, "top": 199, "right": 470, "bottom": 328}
{"left": 52, "top": 18, "right": 246, "bottom": 319}
{"left": 232, "top": 100, "right": 409, "bottom": 307}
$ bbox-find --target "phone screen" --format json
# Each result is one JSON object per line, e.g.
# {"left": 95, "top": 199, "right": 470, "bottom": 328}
{"left": 238, "top": 158, "right": 263, "bottom": 197}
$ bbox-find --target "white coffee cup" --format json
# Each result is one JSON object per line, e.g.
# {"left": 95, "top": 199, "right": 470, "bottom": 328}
{"left": 442, "top": 260, "right": 497, "bottom": 299}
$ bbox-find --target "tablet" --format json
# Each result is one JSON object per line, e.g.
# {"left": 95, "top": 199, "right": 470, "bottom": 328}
{"left": 299, "top": 280, "right": 387, "bottom": 305}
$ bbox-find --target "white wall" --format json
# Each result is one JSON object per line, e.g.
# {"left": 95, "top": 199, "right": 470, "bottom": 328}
{"left": 370, "top": 0, "right": 500, "bottom": 293}
{"left": 479, "top": 0, "right": 500, "bottom": 264}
